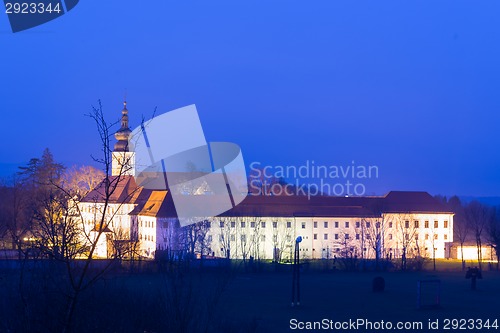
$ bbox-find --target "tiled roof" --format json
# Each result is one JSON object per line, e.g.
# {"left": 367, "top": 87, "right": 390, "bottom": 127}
{"left": 81, "top": 177, "right": 453, "bottom": 218}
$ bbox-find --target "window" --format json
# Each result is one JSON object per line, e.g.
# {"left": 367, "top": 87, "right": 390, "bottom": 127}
{"left": 389, "top": 234, "right": 393, "bottom": 240}
{"left": 334, "top": 221, "right": 339, "bottom": 228}
{"left": 366, "top": 234, "right": 371, "bottom": 240}
{"left": 345, "top": 234, "right": 349, "bottom": 239}
{"left": 434, "top": 234, "right": 438, "bottom": 240}
{"left": 273, "top": 221, "right": 277, "bottom": 228}
{"left": 376, "top": 222, "right": 380, "bottom": 229}
{"left": 206, "top": 221, "right": 211, "bottom": 228}
{"left": 230, "top": 234, "right": 235, "bottom": 241}
{"left": 345, "top": 221, "right": 349, "bottom": 228}
{"left": 414, "top": 220, "right": 419, "bottom": 228}
{"left": 356, "top": 221, "right": 360, "bottom": 228}
{"left": 302, "top": 222, "right": 306, "bottom": 229}
{"left": 425, "top": 234, "right": 429, "bottom": 240}
{"left": 335, "top": 234, "right": 339, "bottom": 240}
{"left": 241, "top": 222, "right": 246, "bottom": 228}
{"left": 241, "top": 234, "right": 246, "bottom": 242}
{"left": 444, "top": 220, "right": 448, "bottom": 228}
{"left": 444, "top": 234, "right": 448, "bottom": 240}
{"left": 287, "top": 222, "right": 292, "bottom": 228}
{"left": 220, "top": 221, "right": 224, "bottom": 228}
{"left": 219, "top": 235, "right": 224, "bottom": 241}
{"left": 313, "top": 234, "right": 317, "bottom": 240}
{"left": 356, "top": 234, "right": 360, "bottom": 240}
{"left": 231, "top": 221, "right": 235, "bottom": 228}
{"left": 366, "top": 222, "right": 371, "bottom": 228}
{"left": 324, "top": 234, "right": 328, "bottom": 240}
{"left": 324, "top": 221, "right": 328, "bottom": 228}
{"left": 388, "top": 222, "right": 393, "bottom": 228}
{"left": 208, "top": 235, "right": 212, "bottom": 242}
{"left": 260, "top": 235, "right": 266, "bottom": 242}
{"left": 251, "top": 222, "right": 255, "bottom": 228}
{"left": 415, "top": 235, "right": 419, "bottom": 240}
{"left": 314, "top": 221, "right": 318, "bottom": 228}
{"left": 261, "top": 221, "right": 266, "bottom": 228}
{"left": 425, "top": 221, "right": 429, "bottom": 228}
{"left": 405, "top": 221, "right": 409, "bottom": 228}
{"left": 434, "top": 221, "right": 439, "bottom": 228}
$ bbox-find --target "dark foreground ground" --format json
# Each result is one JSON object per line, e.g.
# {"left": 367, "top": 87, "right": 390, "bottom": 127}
{"left": 0, "top": 260, "right": 499, "bottom": 333}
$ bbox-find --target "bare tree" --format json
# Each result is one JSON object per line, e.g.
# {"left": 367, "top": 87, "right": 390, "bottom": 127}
{"left": 271, "top": 217, "right": 294, "bottom": 262}
{"left": 487, "top": 208, "right": 500, "bottom": 269}
{"left": 393, "top": 213, "right": 418, "bottom": 271}
{"left": 465, "top": 200, "right": 493, "bottom": 270}
{"left": 448, "top": 196, "right": 469, "bottom": 269}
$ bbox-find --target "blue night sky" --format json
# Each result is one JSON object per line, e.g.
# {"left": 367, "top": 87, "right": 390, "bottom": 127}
{"left": 0, "top": 1, "right": 499, "bottom": 197}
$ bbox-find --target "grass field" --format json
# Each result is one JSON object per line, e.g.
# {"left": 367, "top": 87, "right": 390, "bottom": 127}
{"left": 1, "top": 259, "right": 499, "bottom": 332}
{"left": 221, "top": 268, "right": 500, "bottom": 332}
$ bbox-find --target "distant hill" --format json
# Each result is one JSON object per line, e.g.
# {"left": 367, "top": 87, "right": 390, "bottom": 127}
{"left": 459, "top": 196, "right": 500, "bottom": 207}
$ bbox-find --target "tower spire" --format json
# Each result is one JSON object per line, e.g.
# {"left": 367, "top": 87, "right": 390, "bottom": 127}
{"left": 114, "top": 100, "right": 132, "bottom": 152}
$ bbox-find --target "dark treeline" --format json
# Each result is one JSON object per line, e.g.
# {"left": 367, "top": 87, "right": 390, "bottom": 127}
{"left": 436, "top": 195, "right": 500, "bottom": 269}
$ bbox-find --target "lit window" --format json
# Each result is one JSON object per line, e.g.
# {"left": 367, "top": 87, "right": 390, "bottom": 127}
{"left": 444, "top": 220, "right": 448, "bottom": 228}
{"left": 425, "top": 221, "right": 429, "bottom": 228}
{"left": 434, "top": 234, "right": 438, "bottom": 240}
{"left": 444, "top": 234, "right": 448, "bottom": 240}
{"left": 425, "top": 234, "right": 429, "bottom": 240}
{"left": 434, "top": 221, "right": 439, "bottom": 228}
{"left": 414, "top": 220, "right": 419, "bottom": 228}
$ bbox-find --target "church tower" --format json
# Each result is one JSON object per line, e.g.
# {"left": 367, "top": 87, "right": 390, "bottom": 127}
{"left": 112, "top": 101, "right": 136, "bottom": 176}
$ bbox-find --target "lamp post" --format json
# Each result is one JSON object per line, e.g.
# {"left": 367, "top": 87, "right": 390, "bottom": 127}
{"left": 291, "top": 236, "right": 302, "bottom": 307}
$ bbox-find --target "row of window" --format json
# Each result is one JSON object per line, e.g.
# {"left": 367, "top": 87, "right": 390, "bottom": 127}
{"left": 310, "top": 220, "right": 449, "bottom": 229}
{"left": 219, "top": 234, "right": 295, "bottom": 243}
{"left": 139, "top": 234, "right": 154, "bottom": 242}
{"left": 312, "top": 233, "right": 449, "bottom": 241}
{"left": 219, "top": 221, "right": 294, "bottom": 229}
{"left": 140, "top": 220, "right": 155, "bottom": 228}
